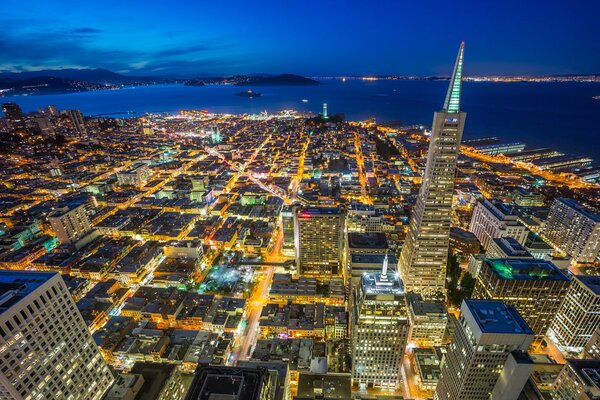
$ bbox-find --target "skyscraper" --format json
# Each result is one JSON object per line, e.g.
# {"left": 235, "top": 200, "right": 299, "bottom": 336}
{"left": 472, "top": 258, "right": 571, "bottom": 346}
{"left": 0, "top": 271, "right": 114, "bottom": 399}
{"left": 434, "top": 299, "right": 535, "bottom": 400}
{"left": 549, "top": 275, "right": 600, "bottom": 353}
{"left": 542, "top": 198, "right": 600, "bottom": 263}
{"left": 2, "top": 103, "right": 28, "bottom": 134}
{"left": 352, "top": 253, "right": 408, "bottom": 389}
{"left": 65, "top": 109, "right": 87, "bottom": 136}
{"left": 469, "top": 200, "right": 529, "bottom": 250}
{"left": 294, "top": 207, "right": 344, "bottom": 276}
{"left": 399, "top": 42, "right": 466, "bottom": 298}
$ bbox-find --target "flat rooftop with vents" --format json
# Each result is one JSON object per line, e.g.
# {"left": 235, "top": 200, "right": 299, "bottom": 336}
{"left": 484, "top": 258, "right": 570, "bottom": 281}
{"left": 463, "top": 299, "right": 534, "bottom": 335}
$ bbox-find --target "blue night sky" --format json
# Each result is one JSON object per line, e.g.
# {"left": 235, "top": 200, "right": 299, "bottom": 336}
{"left": 1, "top": 0, "right": 599, "bottom": 76}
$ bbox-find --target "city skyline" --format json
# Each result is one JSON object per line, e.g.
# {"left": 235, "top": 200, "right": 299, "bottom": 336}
{"left": 1, "top": 3, "right": 600, "bottom": 398}
{"left": 2, "top": 0, "right": 600, "bottom": 76}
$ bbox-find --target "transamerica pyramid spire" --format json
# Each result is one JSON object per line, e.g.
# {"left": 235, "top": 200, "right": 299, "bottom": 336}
{"left": 443, "top": 42, "right": 465, "bottom": 113}
{"left": 398, "top": 42, "right": 467, "bottom": 299}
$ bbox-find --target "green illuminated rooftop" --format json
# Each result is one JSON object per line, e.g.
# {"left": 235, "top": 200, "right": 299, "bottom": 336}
{"left": 485, "top": 258, "right": 570, "bottom": 281}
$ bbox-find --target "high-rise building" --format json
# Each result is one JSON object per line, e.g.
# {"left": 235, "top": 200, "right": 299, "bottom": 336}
{"left": 2, "top": 103, "right": 28, "bottom": 134}
{"left": 434, "top": 299, "right": 535, "bottom": 400}
{"left": 543, "top": 198, "right": 600, "bottom": 263}
{"left": 473, "top": 258, "right": 571, "bottom": 345}
{"left": 469, "top": 199, "right": 530, "bottom": 250}
{"left": 352, "top": 254, "right": 408, "bottom": 389}
{"left": 486, "top": 237, "right": 533, "bottom": 259}
{"left": 281, "top": 205, "right": 295, "bottom": 256}
{"left": 48, "top": 201, "right": 92, "bottom": 244}
{"left": 406, "top": 292, "right": 448, "bottom": 347}
{"left": 65, "top": 109, "right": 87, "bottom": 136}
{"left": 116, "top": 163, "right": 153, "bottom": 188}
{"left": 35, "top": 115, "right": 55, "bottom": 136}
{"left": 549, "top": 275, "right": 600, "bottom": 353}
{"left": 185, "top": 365, "right": 279, "bottom": 400}
{"left": 294, "top": 207, "right": 344, "bottom": 276}
{"left": 399, "top": 42, "right": 466, "bottom": 298}
{"left": 0, "top": 271, "right": 114, "bottom": 399}
{"left": 581, "top": 328, "right": 600, "bottom": 360}
{"left": 551, "top": 359, "right": 600, "bottom": 400}
{"left": 322, "top": 103, "right": 328, "bottom": 119}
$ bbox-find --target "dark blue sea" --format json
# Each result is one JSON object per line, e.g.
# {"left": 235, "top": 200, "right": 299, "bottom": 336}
{"left": 4, "top": 80, "right": 600, "bottom": 160}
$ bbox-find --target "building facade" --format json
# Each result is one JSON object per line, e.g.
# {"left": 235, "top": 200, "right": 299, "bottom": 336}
{"left": 543, "top": 198, "right": 600, "bottom": 263}
{"left": 549, "top": 275, "right": 600, "bottom": 352}
{"left": 469, "top": 199, "right": 529, "bottom": 250}
{"left": 399, "top": 42, "right": 466, "bottom": 298}
{"left": 0, "top": 271, "right": 114, "bottom": 400}
{"left": 473, "top": 258, "right": 571, "bottom": 345}
{"left": 434, "top": 299, "right": 535, "bottom": 400}
{"left": 48, "top": 202, "right": 92, "bottom": 244}
{"left": 352, "top": 256, "right": 408, "bottom": 389}
{"left": 294, "top": 207, "right": 344, "bottom": 276}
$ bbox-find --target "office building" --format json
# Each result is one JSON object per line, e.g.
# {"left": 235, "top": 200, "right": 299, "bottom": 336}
{"left": 582, "top": 328, "right": 600, "bottom": 361}
{"left": 104, "top": 362, "right": 188, "bottom": 400}
{"left": 35, "top": 115, "right": 55, "bottom": 136}
{"left": 543, "top": 198, "right": 600, "bottom": 263}
{"left": 48, "top": 201, "right": 92, "bottom": 244}
{"left": 486, "top": 237, "right": 533, "bottom": 259}
{"left": 185, "top": 365, "right": 278, "bottom": 400}
{"left": 66, "top": 109, "right": 87, "bottom": 136}
{"left": 407, "top": 293, "right": 448, "bottom": 347}
{"left": 549, "top": 275, "right": 600, "bottom": 352}
{"left": 295, "top": 207, "right": 344, "bottom": 276}
{"left": 552, "top": 359, "right": 600, "bottom": 400}
{"left": 352, "top": 254, "right": 408, "bottom": 389}
{"left": 0, "top": 271, "right": 114, "bottom": 400}
{"left": 117, "top": 163, "right": 152, "bottom": 188}
{"left": 281, "top": 206, "right": 295, "bottom": 256}
{"left": 473, "top": 258, "right": 571, "bottom": 344}
{"left": 434, "top": 299, "right": 535, "bottom": 400}
{"left": 469, "top": 199, "right": 529, "bottom": 250}
{"left": 399, "top": 42, "right": 466, "bottom": 298}
{"left": 2, "top": 103, "right": 27, "bottom": 134}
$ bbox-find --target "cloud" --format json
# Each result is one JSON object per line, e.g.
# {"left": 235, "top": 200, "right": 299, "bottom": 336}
{"left": 0, "top": 24, "right": 240, "bottom": 75}
{"left": 70, "top": 27, "right": 102, "bottom": 34}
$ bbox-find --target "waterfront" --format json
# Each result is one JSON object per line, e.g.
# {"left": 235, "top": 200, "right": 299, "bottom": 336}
{"left": 4, "top": 79, "right": 600, "bottom": 160}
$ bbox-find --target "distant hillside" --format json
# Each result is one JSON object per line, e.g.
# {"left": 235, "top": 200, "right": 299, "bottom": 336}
{"left": 0, "top": 76, "right": 112, "bottom": 95}
{"left": 0, "top": 68, "right": 168, "bottom": 85}
{"left": 236, "top": 74, "right": 321, "bottom": 86}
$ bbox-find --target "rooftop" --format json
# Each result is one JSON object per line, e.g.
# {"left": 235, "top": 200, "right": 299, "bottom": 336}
{"left": 0, "top": 270, "right": 57, "bottom": 314}
{"left": 464, "top": 299, "right": 534, "bottom": 335}
{"left": 347, "top": 232, "right": 388, "bottom": 249}
{"left": 484, "top": 258, "right": 570, "bottom": 281}
{"left": 361, "top": 272, "right": 404, "bottom": 295}
{"left": 298, "top": 207, "right": 340, "bottom": 217}
{"left": 556, "top": 198, "right": 600, "bottom": 223}
{"left": 577, "top": 275, "right": 600, "bottom": 296}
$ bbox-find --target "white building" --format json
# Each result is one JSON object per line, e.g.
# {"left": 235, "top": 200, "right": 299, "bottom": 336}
{"left": 469, "top": 199, "right": 529, "bottom": 250}
{"left": 352, "top": 255, "right": 408, "bottom": 389}
{"left": 549, "top": 275, "right": 600, "bottom": 353}
{"left": 116, "top": 163, "right": 152, "bottom": 188}
{"left": 399, "top": 43, "right": 466, "bottom": 298}
{"left": 543, "top": 198, "right": 600, "bottom": 263}
{"left": 0, "top": 271, "right": 114, "bottom": 399}
{"left": 434, "top": 299, "right": 535, "bottom": 400}
{"left": 48, "top": 201, "right": 92, "bottom": 244}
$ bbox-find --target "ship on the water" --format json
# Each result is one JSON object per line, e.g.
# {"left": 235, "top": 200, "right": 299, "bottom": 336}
{"left": 236, "top": 89, "right": 261, "bottom": 98}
